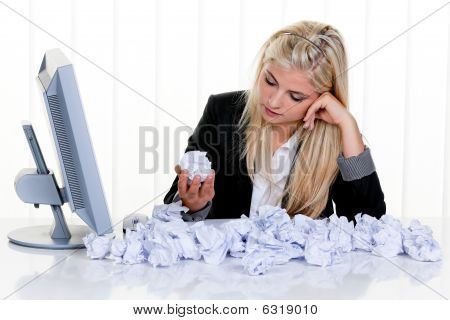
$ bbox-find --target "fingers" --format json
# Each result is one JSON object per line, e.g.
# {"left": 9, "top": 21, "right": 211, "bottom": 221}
{"left": 177, "top": 170, "right": 188, "bottom": 197}
{"left": 186, "top": 175, "right": 201, "bottom": 197}
{"left": 304, "top": 99, "right": 327, "bottom": 129}
{"left": 209, "top": 169, "right": 215, "bottom": 191}
{"left": 199, "top": 170, "right": 215, "bottom": 199}
{"left": 177, "top": 167, "right": 215, "bottom": 203}
{"left": 174, "top": 164, "right": 182, "bottom": 175}
{"left": 303, "top": 112, "right": 316, "bottom": 129}
{"left": 304, "top": 101, "right": 321, "bottom": 122}
{"left": 303, "top": 115, "right": 315, "bottom": 129}
{"left": 303, "top": 92, "right": 338, "bottom": 129}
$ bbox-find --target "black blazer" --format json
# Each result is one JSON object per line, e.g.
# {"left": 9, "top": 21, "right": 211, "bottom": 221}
{"left": 164, "top": 90, "right": 386, "bottom": 222}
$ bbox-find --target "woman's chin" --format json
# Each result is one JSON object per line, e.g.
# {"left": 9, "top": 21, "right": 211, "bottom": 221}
{"left": 262, "top": 114, "right": 282, "bottom": 124}
{"left": 261, "top": 110, "right": 278, "bottom": 122}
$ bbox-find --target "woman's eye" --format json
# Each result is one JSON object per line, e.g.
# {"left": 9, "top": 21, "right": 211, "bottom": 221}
{"left": 291, "top": 95, "right": 304, "bottom": 102}
{"left": 264, "top": 77, "right": 275, "bottom": 86}
{"left": 264, "top": 75, "right": 305, "bottom": 102}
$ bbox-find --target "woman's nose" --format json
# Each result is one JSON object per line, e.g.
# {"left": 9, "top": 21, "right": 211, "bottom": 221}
{"left": 268, "top": 91, "right": 283, "bottom": 109}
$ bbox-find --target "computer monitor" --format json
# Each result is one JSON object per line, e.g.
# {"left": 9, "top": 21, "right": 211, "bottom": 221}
{"left": 8, "top": 48, "right": 113, "bottom": 249}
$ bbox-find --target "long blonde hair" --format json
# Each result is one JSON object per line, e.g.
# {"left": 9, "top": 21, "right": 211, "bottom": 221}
{"left": 238, "top": 20, "right": 349, "bottom": 219}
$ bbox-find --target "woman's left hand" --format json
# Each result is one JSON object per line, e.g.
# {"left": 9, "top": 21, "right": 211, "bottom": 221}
{"left": 302, "top": 92, "right": 352, "bottom": 130}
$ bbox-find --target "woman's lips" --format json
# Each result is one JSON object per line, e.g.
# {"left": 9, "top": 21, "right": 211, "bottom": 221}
{"left": 263, "top": 105, "right": 281, "bottom": 117}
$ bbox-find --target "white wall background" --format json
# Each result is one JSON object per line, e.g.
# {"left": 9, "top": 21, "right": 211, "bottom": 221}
{"left": 0, "top": 0, "right": 449, "bottom": 225}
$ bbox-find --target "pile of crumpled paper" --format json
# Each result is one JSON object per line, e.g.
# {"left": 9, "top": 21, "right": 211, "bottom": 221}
{"left": 83, "top": 201, "right": 442, "bottom": 276}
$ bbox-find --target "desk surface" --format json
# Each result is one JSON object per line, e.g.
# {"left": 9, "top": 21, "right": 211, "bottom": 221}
{"left": 1, "top": 217, "right": 449, "bottom": 300}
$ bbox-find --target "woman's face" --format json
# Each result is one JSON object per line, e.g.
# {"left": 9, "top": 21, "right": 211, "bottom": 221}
{"left": 258, "top": 62, "right": 319, "bottom": 125}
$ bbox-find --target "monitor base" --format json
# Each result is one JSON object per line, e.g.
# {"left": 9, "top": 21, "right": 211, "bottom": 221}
{"left": 8, "top": 225, "right": 91, "bottom": 249}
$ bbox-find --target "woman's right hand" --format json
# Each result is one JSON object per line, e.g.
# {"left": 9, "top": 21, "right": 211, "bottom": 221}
{"left": 174, "top": 164, "right": 215, "bottom": 212}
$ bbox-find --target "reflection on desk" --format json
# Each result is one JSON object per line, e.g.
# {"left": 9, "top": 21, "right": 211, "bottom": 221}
{"left": 2, "top": 218, "right": 448, "bottom": 299}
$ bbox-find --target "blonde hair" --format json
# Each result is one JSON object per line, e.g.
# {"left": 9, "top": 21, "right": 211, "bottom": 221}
{"left": 238, "top": 20, "right": 349, "bottom": 219}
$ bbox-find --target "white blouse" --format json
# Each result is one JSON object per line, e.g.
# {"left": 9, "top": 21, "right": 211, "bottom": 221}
{"left": 249, "top": 133, "right": 300, "bottom": 216}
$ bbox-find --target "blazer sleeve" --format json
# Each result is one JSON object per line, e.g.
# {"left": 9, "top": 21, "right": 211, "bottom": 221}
{"left": 331, "top": 145, "right": 386, "bottom": 221}
{"left": 163, "top": 94, "right": 218, "bottom": 221}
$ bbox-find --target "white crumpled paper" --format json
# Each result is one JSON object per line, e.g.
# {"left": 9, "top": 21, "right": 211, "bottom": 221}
{"left": 179, "top": 151, "right": 212, "bottom": 183}
{"left": 83, "top": 233, "right": 111, "bottom": 259}
{"left": 83, "top": 203, "right": 442, "bottom": 275}
{"left": 402, "top": 219, "right": 442, "bottom": 262}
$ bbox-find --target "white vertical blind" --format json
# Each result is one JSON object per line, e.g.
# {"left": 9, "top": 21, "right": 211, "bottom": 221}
{"left": 361, "top": 0, "right": 409, "bottom": 219}
{"left": 0, "top": 0, "right": 449, "bottom": 223}
{"left": 444, "top": 5, "right": 450, "bottom": 218}
{"left": 0, "top": 0, "right": 31, "bottom": 219}
{"left": 402, "top": 1, "right": 449, "bottom": 218}
{"left": 112, "top": 0, "right": 157, "bottom": 224}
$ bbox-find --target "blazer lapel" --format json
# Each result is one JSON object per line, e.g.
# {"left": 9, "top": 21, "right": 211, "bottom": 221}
{"left": 235, "top": 148, "right": 253, "bottom": 216}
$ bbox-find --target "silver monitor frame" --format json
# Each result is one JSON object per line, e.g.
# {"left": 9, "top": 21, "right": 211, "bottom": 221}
{"left": 9, "top": 49, "right": 113, "bottom": 249}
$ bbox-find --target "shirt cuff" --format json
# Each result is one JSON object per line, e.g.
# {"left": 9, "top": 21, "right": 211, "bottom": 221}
{"left": 173, "top": 193, "right": 211, "bottom": 222}
{"left": 337, "top": 145, "right": 376, "bottom": 181}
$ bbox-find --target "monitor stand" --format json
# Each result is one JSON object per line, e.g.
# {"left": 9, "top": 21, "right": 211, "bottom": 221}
{"left": 8, "top": 204, "right": 90, "bottom": 250}
{"left": 8, "top": 124, "right": 91, "bottom": 249}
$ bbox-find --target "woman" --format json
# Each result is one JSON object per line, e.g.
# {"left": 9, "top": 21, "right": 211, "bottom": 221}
{"left": 164, "top": 20, "right": 386, "bottom": 223}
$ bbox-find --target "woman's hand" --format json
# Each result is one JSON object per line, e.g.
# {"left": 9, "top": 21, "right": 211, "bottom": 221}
{"left": 303, "top": 92, "right": 365, "bottom": 158}
{"left": 174, "top": 164, "right": 215, "bottom": 213}
{"left": 302, "top": 92, "right": 352, "bottom": 130}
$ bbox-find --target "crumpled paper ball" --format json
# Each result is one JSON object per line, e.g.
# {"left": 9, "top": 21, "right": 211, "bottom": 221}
{"left": 179, "top": 151, "right": 212, "bottom": 183}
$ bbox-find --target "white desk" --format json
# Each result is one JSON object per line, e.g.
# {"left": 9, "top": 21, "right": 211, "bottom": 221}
{"left": 1, "top": 217, "right": 449, "bottom": 300}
